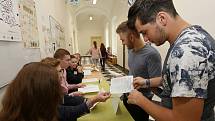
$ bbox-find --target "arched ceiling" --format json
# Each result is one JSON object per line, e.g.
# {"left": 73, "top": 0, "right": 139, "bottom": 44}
{"left": 67, "top": 0, "right": 127, "bottom": 29}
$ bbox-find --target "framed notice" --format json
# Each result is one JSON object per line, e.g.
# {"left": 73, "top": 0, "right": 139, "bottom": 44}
{"left": 0, "top": 0, "right": 21, "bottom": 41}
{"left": 19, "top": 0, "right": 39, "bottom": 48}
{"left": 49, "top": 16, "right": 65, "bottom": 50}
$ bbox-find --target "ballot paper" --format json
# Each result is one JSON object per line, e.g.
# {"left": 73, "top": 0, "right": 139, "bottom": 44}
{"left": 83, "top": 70, "right": 92, "bottom": 76}
{"left": 111, "top": 94, "right": 121, "bottom": 114}
{"left": 110, "top": 76, "right": 133, "bottom": 94}
{"left": 78, "top": 84, "right": 99, "bottom": 93}
{"left": 82, "top": 78, "right": 99, "bottom": 83}
{"left": 83, "top": 66, "right": 93, "bottom": 70}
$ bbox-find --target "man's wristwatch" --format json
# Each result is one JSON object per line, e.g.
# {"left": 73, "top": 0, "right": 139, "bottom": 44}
{"left": 145, "top": 79, "right": 150, "bottom": 88}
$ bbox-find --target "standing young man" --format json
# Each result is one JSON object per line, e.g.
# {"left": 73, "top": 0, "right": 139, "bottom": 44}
{"left": 116, "top": 21, "right": 162, "bottom": 121}
{"left": 127, "top": 0, "right": 215, "bottom": 121}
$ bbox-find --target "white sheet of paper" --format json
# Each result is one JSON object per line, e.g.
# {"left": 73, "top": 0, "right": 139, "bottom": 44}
{"left": 111, "top": 97, "right": 120, "bottom": 114}
{"left": 78, "top": 84, "right": 99, "bottom": 93}
{"left": 83, "top": 70, "right": 92, "bottom": 76}
{"left": 82, "top": 78, "right": 99, "bottom": 83}
{"left": 84, "top": 66, "right": 93, "bottom": 70}
{"left": 110, "top": 76, "right": 133, "bottom": 94}
{"left": 111, "top": 94, "right": 121, "bottom": 114}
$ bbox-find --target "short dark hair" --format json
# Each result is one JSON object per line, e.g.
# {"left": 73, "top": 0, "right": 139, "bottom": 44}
{"left": 53, "top": 48, "right": 70, "bottom": 59}
{"left": 116, "top": 21, "right": 131, "bottom": 34}
{"left": 128, "top": 0, "right": 178, "bottom": 30}
{"left": 116, "top": 21, "right": 140, "bottom": 37}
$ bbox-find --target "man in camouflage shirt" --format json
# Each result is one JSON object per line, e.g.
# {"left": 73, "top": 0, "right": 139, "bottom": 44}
{"left": 127, "top": 0, "right": 215, "bottom": 121}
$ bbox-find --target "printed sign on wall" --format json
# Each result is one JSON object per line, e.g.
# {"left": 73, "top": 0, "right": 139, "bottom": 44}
{"left": 19, "top": 0, "right": 39, "bottom": 48}
{"left": 0, "top": 0, "right": 21, "bottom": 41}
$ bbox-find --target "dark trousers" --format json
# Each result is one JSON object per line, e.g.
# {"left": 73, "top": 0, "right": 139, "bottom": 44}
{"left": 123, "top": 93, "right": 152, "bottom": 121}
{"left": 63, "top": 95, "right": 84, "bottom": 106}
{"left": 100, "top": 58, "right": 106, "bottom": 70}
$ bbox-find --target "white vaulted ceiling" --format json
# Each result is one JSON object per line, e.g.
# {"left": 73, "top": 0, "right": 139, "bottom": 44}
{"left": 68, "top": 0, "right": 127, "bottom": 29}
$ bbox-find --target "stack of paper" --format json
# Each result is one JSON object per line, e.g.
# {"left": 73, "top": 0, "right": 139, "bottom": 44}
{"left": 83, "top": 66, "right": 93, "bottom": 70}
{"left": 82, "top": 78, "right": 99, "bottom": 83}
{"left": 78, "top": 84, "right": 100, "bottom": 93}
{"left": 83, "top": 70, "right": 92, "bottom": 76}
{"left": 110, "top": 76, "right": 133, "bottom": 94}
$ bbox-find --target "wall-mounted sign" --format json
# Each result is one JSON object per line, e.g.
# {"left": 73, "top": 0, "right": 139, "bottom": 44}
{"left": 0, "top": 0, "right": 21, "bottom": 41}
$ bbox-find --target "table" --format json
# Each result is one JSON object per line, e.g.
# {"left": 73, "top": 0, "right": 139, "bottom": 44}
{"left": 78, "top": 67, "right": 133, "bottom": 121}
{"left": 108, "top": 56, "right": 117, "bottom": 65}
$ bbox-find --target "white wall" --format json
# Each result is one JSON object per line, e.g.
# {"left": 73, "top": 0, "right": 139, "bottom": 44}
{"left": 35, "top": 0, "right": 72, "bottom": 57}
{"left": 0, "top": 0, "right": 73, "bottom": 93}
{"left": 173, "top": 0, "right": 215, "bottom": 38}
{"left": 110, "top": 1, "right": 129, "bottom": 69}
{"left": 77, "top": 20, "right": 104, "bottom": 55}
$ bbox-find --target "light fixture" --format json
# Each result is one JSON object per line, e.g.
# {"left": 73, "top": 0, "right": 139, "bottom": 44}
{"left": 89, "top": 16, "right": 93, "bottom": 20}
{"left": 92, "top": 0, "right": 97, "bottom": 4}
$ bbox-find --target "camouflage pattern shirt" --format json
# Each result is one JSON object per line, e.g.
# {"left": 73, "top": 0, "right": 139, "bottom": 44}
{"left": 161, "top": 25, "right": 215, "bottom": 121}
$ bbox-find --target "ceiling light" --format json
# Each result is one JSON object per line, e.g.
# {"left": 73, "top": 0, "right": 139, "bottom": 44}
{"left": 92, "top": 0, "right": 97, "bottom": 4}
{"left": 89, "top": 16, "right": 93, "bottom": 20}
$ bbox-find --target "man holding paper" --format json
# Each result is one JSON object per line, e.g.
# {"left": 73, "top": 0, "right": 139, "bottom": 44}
{"left": 116, "top": 21, "right": 162, "bottom": 121}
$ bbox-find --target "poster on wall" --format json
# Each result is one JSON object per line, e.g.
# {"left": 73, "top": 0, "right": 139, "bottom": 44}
{"left": 0, "top": 0, "right": 21, "bottom": 41}
{"left": 42, "top": 24, "right": 54, "bottom": 56}
{"left": 49, "top": 16, "right": 65, "bottom": 51}
{"left": 19, "top": 0, "right": 39, "bottom": 48}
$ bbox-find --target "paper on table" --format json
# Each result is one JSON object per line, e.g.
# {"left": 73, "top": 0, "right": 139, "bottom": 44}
{"left": 112, "top": 97, "right": 120, "bottom": 114}
{"left": 82, "top": 78, "right": 99, "bottom": 83}
{"left": 78, "top": 84, "right": 100, "bottom": 93}
{"left": 111, "top": 94, "right": 121, "bottom": 114}
{"left": 110, "top": 76, "right": 133, "bottom": 94}
{"left": 83, "top": 70, "right": 92, "bottom": 76}
{"left": 84, "top": 66, "right": 93, "bottom": 70}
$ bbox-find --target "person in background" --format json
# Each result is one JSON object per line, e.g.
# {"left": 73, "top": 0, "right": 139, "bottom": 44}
{"left": 127, "top": 0, "right": 215, "bottom": 121}
{"left": 41, "top": 57, "right": 111, "bottom": 121}
{"left": 0, "top": 62, "right": 62, "bottom": 121}
{"left": 107, "top": 47, "right": 112, "bottom": 57}
{"left": 116, "top": 21, "right": 162, "bottom": 121}
{"left": 54, "top": 48, "right": 85, "bottom": 95}
{"left": 100, "top": 43, "right": 108, "bottom": 71}
{"left": 86, "top": 41, "right": 101, "bottom": 67}
{"left": 74, "top": 53, "right": 82, "bottom": 65}
{"left": 66, "top": 55, "right": 84, "bottom": 92}
{"left": 41, "top": 57, "right": 84, "bottom": 106}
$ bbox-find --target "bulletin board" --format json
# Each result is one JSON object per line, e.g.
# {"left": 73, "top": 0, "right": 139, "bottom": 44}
{"left": 0, "top": 0, "right": 21, "bottom": 41}
{"left": 49, "top": 16, "right": 65, "bottom": 50}
{"left": 19, "top": 0, "right": 39, "bottom": 48}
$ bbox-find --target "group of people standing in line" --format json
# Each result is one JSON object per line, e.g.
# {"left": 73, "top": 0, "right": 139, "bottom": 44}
{"left": 1, "top": 0, "right": 215, "bottom": 121}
